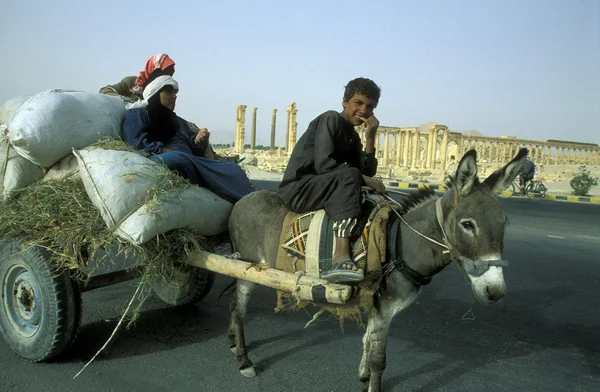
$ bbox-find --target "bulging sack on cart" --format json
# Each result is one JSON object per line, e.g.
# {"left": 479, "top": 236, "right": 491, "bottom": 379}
{"left": 0, "top": 133, "right": 45, "bottom": 200}
{"left": 8, "top": 90, "right": 125, "bottom": 168}
{"left": 0, "top": 95, "right": 31, "bottom": 125}
{"left": 74, "top": 149, "right": 232, "bottom": 245}
{"left": 117, "top": 185, "right": 232, "bottom": 244}
{"left": 42, "top": 152, "right": 81, "bottom": 183}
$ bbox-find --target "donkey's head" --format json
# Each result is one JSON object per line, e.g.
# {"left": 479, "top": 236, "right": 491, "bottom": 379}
{"left": 441, "top": 148, "right": 526, "bottom": 304}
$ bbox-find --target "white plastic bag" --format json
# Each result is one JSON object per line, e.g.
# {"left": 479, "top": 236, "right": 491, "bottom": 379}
{"left": 116, "top": 186, "right": 232, "bottom": 244}
{"left": 0, "top": 133, "right": 45, "bottom": 200}
{"left": 75, "top": 149, "right": 232, "bottom": 244}
{"left": 42, "top": 152, "right": 82, "bottom": 183}
{"left": 74, "top": 149, "right": 164, "bottom": 228}
{"left": 0, "top": 96, "right": 31, "bottom": 125}
{"left": 9, "top": 90, "right": 125, "bottom": 168}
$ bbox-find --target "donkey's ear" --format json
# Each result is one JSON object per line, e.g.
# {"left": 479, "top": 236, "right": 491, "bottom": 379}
{"left": 454, "top": 149, "right": 478, "bottom": 197}
{"left": 483, "top": 148, "right": 528, "bottom": 193}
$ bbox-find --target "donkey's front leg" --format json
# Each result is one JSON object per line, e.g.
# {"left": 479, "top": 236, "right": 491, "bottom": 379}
{"left": 228, "top": 279, "right": 257, "bottom": 377}
{"left": 360, "top": 294, "right": 412, "bottom": 392}
{"left": 359, "top": 308, "right": 392, "bottom": 392}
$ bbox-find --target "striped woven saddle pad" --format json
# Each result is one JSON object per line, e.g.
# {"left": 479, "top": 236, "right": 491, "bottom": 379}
{"left": 281, "top": 190, "right": 387, "bottom": 278}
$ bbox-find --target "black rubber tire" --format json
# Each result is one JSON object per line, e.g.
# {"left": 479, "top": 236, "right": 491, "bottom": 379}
{"left": 0, "top": 241, "right": 82, "bottom": 362}
{"left": 150, "top": 265, "right": 214, "bottom": 307}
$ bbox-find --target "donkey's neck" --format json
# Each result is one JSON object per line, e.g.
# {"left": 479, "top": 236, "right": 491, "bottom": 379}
{"left": 397, "top": 194, "right": 453, "bottom": 278}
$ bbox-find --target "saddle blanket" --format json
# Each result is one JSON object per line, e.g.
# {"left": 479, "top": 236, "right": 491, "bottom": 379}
{"left": 280, "top": 191, "right": 387, "bottom": 278}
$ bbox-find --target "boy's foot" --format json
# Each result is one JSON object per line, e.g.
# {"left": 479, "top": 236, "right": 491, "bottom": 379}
{"left": 321, "top": 259, "right": 364, "bottom": 283}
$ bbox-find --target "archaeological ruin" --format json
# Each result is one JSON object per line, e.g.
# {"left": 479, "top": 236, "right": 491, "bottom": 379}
{"left": 231, "top": 104, "right": 600, "bottom": 181}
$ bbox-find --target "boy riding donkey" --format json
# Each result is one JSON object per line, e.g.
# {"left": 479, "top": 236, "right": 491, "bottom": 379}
{"left": 279, "top": 77, "right": 386, "bottom": 284}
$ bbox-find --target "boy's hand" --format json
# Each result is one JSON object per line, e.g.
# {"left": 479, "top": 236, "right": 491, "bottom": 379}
{"left": 362, "top": 175, "right": 386, "bottom": 195}
{"left": 357, "top": 115, "right": 379, "bottom": 138}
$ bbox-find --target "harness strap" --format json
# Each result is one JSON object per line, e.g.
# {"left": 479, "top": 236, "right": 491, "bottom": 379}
{"left": 385, "top": 213, "right": 433, "bottom": 287}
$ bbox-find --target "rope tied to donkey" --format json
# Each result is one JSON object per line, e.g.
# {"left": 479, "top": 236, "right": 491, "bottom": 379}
{"left": 383, "top": 194, "right": 450, "bottom": 253}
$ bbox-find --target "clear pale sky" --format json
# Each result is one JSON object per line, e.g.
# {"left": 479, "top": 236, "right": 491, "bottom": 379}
{"left": 1, "top": 0, "right": 599, "bottom": 146}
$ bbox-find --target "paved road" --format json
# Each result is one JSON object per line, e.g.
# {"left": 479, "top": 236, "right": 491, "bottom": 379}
{"left": 1, "top": 182, "right": 599, "bottom": 392}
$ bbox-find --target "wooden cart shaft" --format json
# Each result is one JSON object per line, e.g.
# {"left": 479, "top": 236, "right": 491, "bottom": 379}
{"left": 186, "top": 250, "right": 352, "bottom": 305}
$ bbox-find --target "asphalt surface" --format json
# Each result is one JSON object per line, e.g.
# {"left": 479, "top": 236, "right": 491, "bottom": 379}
{"left": 1, "top": 181, "right": 599, "bottom": 392}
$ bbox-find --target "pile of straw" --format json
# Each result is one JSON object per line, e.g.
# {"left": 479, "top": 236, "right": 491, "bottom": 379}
{"left": 0, "top": 139, "right": 209, "bottom": 285}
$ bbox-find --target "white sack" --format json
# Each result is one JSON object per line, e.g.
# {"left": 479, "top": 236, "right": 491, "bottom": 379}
{"left": 0, "top": 132, "right": 45, "bottom": 199}
{"left": 9, "top": 90, "right": 125, "bottom": 168}
{"left": 0, "top": 96, "right": 31, "bottom": 125}
{"left": 116, "top": 186, "right": 232, "bottom": 244}
{"left": 43, "top": 152, "right": 81, "bottom": 182}
{"left": 75, "top": 149, "right": 231, "bottom": 245}
{"left": 74, "top": 149, "right": 164, "bottom": 228}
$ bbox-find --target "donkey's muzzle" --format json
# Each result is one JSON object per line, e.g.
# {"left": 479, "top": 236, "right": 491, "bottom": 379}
{"left": 458, "top": 256, "right": 509, "bottom": 277}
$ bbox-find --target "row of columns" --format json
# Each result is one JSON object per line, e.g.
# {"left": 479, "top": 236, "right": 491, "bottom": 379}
{"left": 364, "top": 125, "right": 450, "bottom": 170}
{"left": 234, "top": 104, "right": 298, "bottom": 154}
{"left": 366, "top": 127, "right": 600, "bottom": 169}
{"left": 233, "top": 106, "right": 600, "bottom": 166}
{"left": 457, "top": 138, "right": 600, "bottom": 166}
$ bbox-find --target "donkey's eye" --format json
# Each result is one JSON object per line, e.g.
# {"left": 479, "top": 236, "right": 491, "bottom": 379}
{"left": 460, "top": 220, "right": 476, "bottom": 231}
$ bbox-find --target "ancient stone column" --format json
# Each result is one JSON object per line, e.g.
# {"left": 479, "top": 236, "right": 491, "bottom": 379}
{"left": 270, "top": 109, "right": 277, "bottom": 151}
{"left": 403, "top": 130, "right": 410, "bottom": 167}
{"left": 494, "top": 142, "right": 499, "bottom": 163}
{"left": 374, "top": 130, "right": 380, "bottom": 157}
{"left": 239, "top": 105, "right": 247, "bottom": 153}
{"left": 235, "top": 105, "right": 241, "bottom": 153}
{"left": 235, "top": 105, "right": 247, "bottom": 154}
{"left": 586, "top": 149, "right": 592, "bottom": 165}
{"left": 391, "top": 133, "right": 397, "bottom": 164}
{"left": 439, "top": 127, "right": 449, "bottom": 170}
{"left": 285, "top": 104, "right": 291, "bottom": 153}
{"left": 382, "top": 130, "right": 390, "bottom": 167}
{"left": 570, "top": 148, "right": 575, "bottom": 164}
{"left": 412, "top": 128, "right": 420, "bottom": 169}
{"left": 541, "top": 145, "right": 546, "bottom": 165}
{"left": 288, "top": 103, "right": 298, "bottom": 153}
{"left": 432, "top": 129, "right": 439, "bottom": 169}
{"left": 395, "top": 132, "right": 402, "bottom": 167}
{"left": 558, "top": 147, "right": 563, "bottom": 165}
{"left": 425, "top": 129, "right": 433, "bottom": 169}
{"left": 250, "top": 107, "right": 257, "bottom": 151}
{"left": 286, "top": 103, "right": 297, "bottom": 153}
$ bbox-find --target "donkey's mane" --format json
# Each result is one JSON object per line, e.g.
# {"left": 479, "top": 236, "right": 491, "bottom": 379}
{"left": 400, "top": 187, "right": 438, "bottom": 214}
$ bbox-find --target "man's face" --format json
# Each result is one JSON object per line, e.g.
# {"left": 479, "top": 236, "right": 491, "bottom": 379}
{"left": 342, "top": 93, "right": 378, "bottom": 126}
{"left": 159, "top": 86, "right": 178, "bottom": 111}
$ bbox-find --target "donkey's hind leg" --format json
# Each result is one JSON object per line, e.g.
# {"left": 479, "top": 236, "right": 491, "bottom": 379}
{"left": 228, "top": 279, "right": 257, "bottom": 377}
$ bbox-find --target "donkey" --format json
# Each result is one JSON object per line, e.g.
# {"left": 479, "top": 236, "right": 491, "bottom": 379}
{"left": 227, "top": 148, "right": 526, "bottom": 392}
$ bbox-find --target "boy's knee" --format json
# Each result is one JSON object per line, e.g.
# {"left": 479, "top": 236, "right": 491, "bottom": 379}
{"left": 338, "top": 167, "right": 363, "bottom": 184}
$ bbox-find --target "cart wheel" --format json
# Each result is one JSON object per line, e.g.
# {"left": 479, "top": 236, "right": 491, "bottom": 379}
{"left": 150, "top": 265, "right": 214, "bottom": 307}
{"left": 0, "top": 241, "right": 82, "bottom": 362}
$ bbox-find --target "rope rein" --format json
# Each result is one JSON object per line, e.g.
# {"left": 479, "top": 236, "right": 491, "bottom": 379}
{"left": 383, "top": 194, "right": 451, "bottom": 254}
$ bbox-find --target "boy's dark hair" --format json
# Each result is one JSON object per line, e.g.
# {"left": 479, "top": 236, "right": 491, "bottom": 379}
{"left": 343, "top": 77, "right": 381, "bottom": 102}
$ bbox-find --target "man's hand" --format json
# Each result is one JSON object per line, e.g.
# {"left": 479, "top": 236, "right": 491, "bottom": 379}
{"left": 357, "top": 115, "right": 379, "bottom": 139}
{"left": 362, "top": 175, "right": 386, "bottom": 195}
{"left": 194, "top": 128, "right": 210, "bottom": 145}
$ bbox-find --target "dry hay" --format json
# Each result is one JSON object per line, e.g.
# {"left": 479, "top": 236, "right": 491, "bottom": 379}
{"left": 0, "top": 138, "right": 211, "bottom": 286}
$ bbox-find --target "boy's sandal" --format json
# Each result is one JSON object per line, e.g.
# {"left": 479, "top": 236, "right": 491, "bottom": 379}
{"left": 321, "top": 259, "right": 364, "bottom": 283}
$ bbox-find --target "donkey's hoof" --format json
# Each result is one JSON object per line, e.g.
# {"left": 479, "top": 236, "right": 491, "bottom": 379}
{"left": 230, "top": 345, "right": 237, "bottom": 354}
{"left": 240, "top": 366, "right": 257, "bottom": 378}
